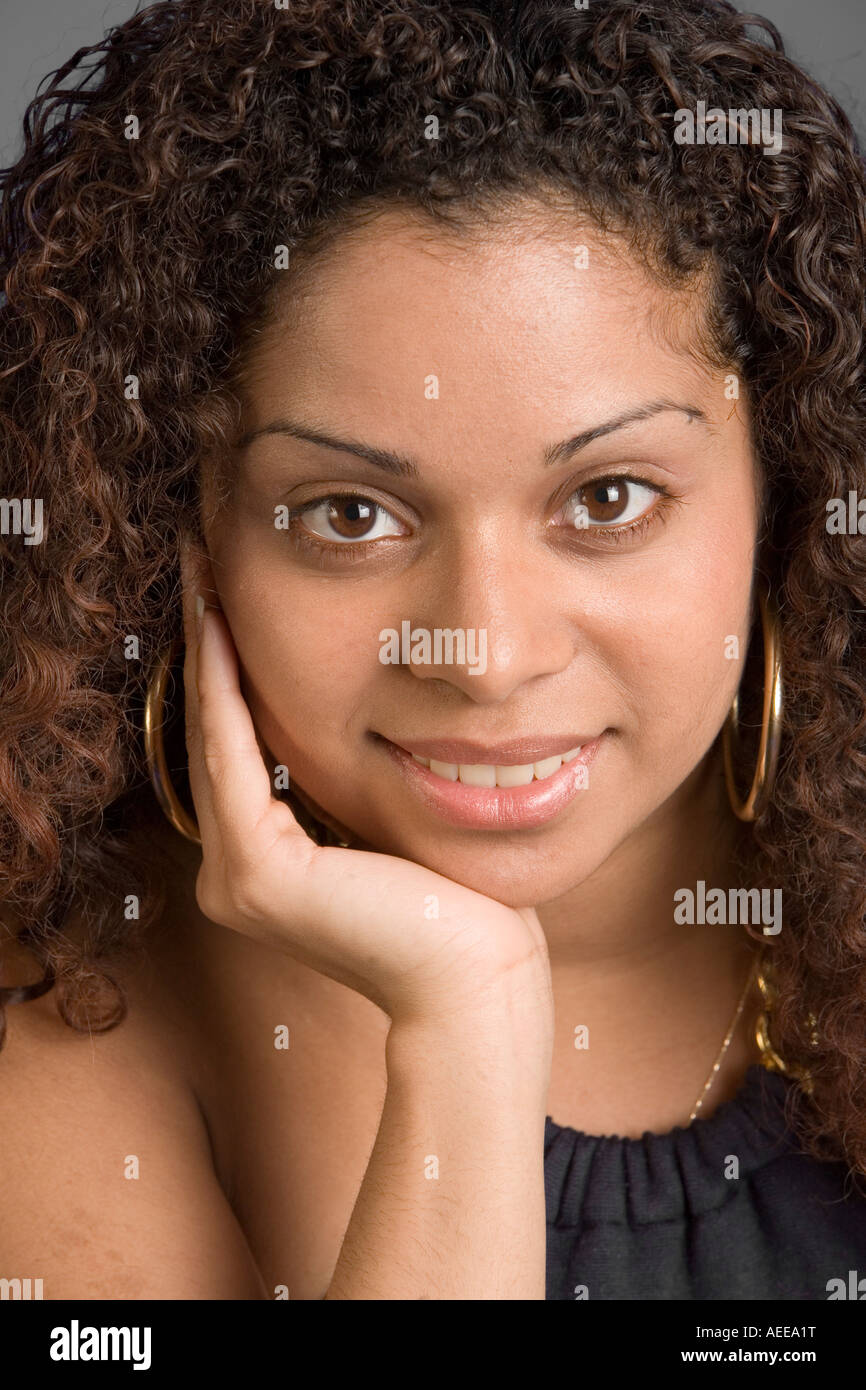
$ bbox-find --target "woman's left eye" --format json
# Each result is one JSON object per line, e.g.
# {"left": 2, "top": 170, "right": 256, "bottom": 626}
{"left": 554, "top": 477, "right": 662, "bottom": 530}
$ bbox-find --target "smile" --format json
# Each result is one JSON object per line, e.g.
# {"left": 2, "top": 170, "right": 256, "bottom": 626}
{"left": 378, "top": 733, "right": 606, "bottom": 831}
{"left": 408, "top": 747, "right": 583, "bottom": 787}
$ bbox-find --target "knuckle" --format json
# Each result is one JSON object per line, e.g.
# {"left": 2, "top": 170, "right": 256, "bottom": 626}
{"left": 226, "top": 873, "right": 265, "bottom": 924}
{"left": 195, "top": 858, "right": 264, "bottom": 928}
{"left": 193, "top": 867, "right": 226, "bottom": 925}
{"left": 191, "top": 861, "right": 234, "bottom": 928}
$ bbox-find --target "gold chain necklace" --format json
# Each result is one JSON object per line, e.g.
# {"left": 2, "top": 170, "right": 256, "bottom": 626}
{"left": 688, "top": 950, "right": 761, "bottom": 1124}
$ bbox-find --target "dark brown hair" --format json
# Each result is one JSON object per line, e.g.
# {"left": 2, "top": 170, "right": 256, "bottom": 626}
{"left": 1, "top": 0, "right": 865, "bottom": 1177}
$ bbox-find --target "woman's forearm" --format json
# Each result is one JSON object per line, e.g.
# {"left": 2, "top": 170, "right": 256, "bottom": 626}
{"left": 324, "top": 972, "right": 552, "bottom": 1300}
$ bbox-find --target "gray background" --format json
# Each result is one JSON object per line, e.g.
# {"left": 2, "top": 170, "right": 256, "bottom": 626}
{"left": 0, "top": 0, "right": 863, "bottom": 168}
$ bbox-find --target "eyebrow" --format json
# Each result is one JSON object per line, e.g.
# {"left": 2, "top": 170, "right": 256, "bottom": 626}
{"left": 236, "top": 400, "right": 711, "bottom": 479}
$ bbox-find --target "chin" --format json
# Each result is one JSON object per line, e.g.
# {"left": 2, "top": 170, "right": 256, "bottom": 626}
{"left": 283, "top": 756, "right": 613, "bottom": 905}
{"left": 426, "top": 853, "right": 589, "bottom": 909}
{"left": 346, "top": 818, "right": 597, "bottom": 909}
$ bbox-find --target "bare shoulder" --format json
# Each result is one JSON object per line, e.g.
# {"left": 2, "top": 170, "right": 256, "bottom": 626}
{"left": 0, "top": 940, "right": 267, "bottom": 1300}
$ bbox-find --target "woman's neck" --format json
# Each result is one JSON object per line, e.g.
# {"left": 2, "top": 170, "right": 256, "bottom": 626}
{"left": 537, "top": 745, "right": 764, "bottom": 1134}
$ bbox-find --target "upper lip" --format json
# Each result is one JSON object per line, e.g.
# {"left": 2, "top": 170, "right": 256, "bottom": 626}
{"left": 385, "top": 734, "right": 599, "bottom": 765}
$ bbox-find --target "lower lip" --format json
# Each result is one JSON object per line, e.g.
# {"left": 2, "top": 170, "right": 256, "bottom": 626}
{"left": 380, "top": 735, "right": 605, "bottom": 831}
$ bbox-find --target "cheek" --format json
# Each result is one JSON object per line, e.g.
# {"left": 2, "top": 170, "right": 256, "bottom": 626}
{"left": 218, "top": 575, "right": 383, "bottom": 747}
{"left": 208, "top": 508, "right": 386, "bottom": 719}
{"left": 606, "top": 533, "right": 753, "bottom": 756}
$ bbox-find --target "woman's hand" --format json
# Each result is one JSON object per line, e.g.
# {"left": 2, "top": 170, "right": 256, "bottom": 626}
{"left": 177, "top": 536, "right": 553, "bottom": 1030}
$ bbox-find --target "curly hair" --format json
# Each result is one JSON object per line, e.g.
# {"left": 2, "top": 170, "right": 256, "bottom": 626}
{"left": 1, "top": 0, "right": 865, "bottom": 1178}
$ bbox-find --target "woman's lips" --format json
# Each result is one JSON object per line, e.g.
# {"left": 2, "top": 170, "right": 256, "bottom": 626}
{"left": 380, "top": 734, "right": 605, "bottom": 830}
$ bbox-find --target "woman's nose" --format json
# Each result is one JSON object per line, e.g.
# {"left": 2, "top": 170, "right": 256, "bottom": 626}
{"left": 398, "top": 528, "right": 578, "bottom": 703}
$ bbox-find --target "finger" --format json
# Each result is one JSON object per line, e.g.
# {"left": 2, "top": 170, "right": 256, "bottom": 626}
{"left": 178, "top": 532, "right": 218, "bottom": 844}
{"left": 180, "top": 537, "right": 312, "bottom": 870}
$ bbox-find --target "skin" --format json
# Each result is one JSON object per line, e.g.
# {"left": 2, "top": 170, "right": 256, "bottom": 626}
{"left": 192, "top": 202, "right": 764, "bottom": 1135}
{"left": 0, "top": 201, "right": 772, "bottom": 1303}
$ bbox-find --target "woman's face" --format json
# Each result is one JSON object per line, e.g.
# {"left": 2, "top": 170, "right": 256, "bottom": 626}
{"left": 202, "top": 206, "right": 758, "bottom": 908}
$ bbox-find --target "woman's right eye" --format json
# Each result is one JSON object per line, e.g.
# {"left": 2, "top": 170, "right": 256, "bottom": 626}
{"left": 293, "top": 495, "right": 407, "bottom": 544}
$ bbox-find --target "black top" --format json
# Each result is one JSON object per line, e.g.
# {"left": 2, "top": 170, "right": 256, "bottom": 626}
{"left": 544, "top": 1063, "right": 866, "bottom": 1300}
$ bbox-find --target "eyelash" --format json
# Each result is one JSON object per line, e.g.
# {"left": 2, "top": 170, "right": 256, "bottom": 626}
{"left": 286, "top": 475, "right": 678, "bottom": 563}
{"left": 286, "top": 505, "right": 398, "bottom": 565}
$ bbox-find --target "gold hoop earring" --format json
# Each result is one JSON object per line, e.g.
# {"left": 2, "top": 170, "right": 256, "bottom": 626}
{"left": 144, "top": 637, "right": 201, "bottom": 844}
{"left": 722, "top": 587, "right": 783, "bottom": 822}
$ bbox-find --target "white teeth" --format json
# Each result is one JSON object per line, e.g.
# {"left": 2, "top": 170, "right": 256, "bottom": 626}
{"left": 428, "top": 759, "right": 458, "bottom": 781}
{"left": 458, "top": 764, "right": 497, "bottom": 787}
{"left": 413, "top": 746, "right": 584, "bottom": 786}
{"left": 495, "top": 763, "right": 535, "bottom": 788}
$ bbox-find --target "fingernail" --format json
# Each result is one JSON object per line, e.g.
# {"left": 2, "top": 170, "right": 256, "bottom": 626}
{"left": 195, "top": 593, "right": 205, "bottom": 642}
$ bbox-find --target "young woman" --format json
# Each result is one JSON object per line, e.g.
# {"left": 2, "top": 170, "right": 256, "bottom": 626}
{"left": 1, "top": 0, "right": 865, "bottom": 1301}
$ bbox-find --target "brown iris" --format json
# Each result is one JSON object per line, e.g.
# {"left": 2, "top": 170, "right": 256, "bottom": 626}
{"left": 325, "top": 496, "right": 378, "bottom": 539}
{"left": 582, "top": 480, "right": 629, "bottom": 523}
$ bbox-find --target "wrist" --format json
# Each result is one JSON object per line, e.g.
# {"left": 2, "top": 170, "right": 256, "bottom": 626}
{"left": 386, "top": 965, "right": 554, "bottom": 1071}
{"left": 393, "top": 946, "right": 552, "bottom": 1018}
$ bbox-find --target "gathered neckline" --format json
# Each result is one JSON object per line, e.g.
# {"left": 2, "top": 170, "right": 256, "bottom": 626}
{"left": 543, "top": 1064, "right": 803, "bottom": 1226}
{"left": 544, "top": 1062, "right": 792, "bottom": 1147}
